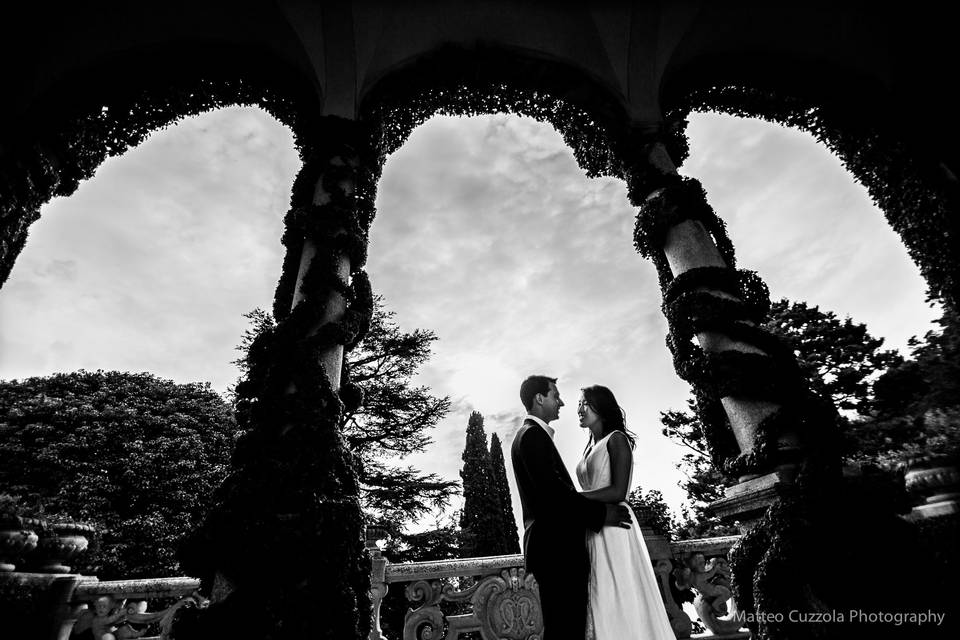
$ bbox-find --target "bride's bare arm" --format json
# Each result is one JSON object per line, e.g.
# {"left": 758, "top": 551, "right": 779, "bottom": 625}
{"left": 579, "top": 431, "right": 632, "bottom": 503}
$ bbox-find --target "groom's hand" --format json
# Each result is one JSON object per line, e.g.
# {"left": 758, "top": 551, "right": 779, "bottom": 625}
{"left": 604, "top": 504, "right": 631, "bottom": 528}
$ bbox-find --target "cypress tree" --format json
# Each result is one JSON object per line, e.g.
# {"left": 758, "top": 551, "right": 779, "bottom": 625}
{"left": 489, "top": 432, "right": 520, "bottom": 554}
{"left": 459, "top": 411, "right": 503, "bottom": 557}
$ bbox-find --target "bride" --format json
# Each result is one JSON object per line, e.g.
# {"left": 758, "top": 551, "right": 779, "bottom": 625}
{"left": 576, "top": 385, "right": 677, "bottom": 640}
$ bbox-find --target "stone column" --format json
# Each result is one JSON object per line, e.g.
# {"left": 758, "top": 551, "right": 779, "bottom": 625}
{"left": 625, "top": 128, "right": 870, "bottom": 640}
{"left": 287, "top": 154, "right": 359, "bottom": 389}
{"left": 648, "top": 144, "right": 786, "bottom": 468}
{"left": 630, "top": 139, "right": 803, "bottom": 489}
{"left": 175, "top": 117, "right": 377, "bottom": 640}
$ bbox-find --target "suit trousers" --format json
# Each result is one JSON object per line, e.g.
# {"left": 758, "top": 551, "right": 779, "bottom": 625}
{"left": 533, "top": 554, "right": 590, "bottom": 640}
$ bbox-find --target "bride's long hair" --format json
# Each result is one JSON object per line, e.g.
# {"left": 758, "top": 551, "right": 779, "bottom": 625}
{"left": 582, "top": 384, "right": 636, "bottom": 450}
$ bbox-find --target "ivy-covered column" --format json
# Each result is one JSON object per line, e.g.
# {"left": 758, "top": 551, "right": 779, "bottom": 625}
{"left": 624, "top": 129, "right": 847, "bottom": 640}
{"left": 177, "top": 116, "right": 376, "bottom": 640}
{"left": 628, "top": 136, "right": 817, "bottom": 484}
{"left": 622, "top": 127, "right": 947, "bottom": 640}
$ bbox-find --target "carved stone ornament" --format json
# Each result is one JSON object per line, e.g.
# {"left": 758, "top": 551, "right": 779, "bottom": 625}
{"left": 675, "top": 553, "right": 744, "bottom": 636}
{"left": 653, "top": 558, "right": 692, "bottom": 638}
{"left": 905, "top": 464, "right": 960, "bottom": 502}
{"left": 0, "top": 528, "right": 38, "bottom": 572}
{"left": 71, "top": 581, "right": 208, "bottom": 640}
{"left": 472, "top": 568, "right": 542, "bottom": 640}
{"left": 30, "top": 523, "right": 93, "bottom": 574}
{"left": 403, "top": 579, "right": 447, "bottom": 640}
{"left": 401, "top": 569, "right": 544, "bottom": 640}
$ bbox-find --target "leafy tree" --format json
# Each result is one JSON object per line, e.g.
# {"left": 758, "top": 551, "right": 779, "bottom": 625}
{"left": 382, "top": 514, "right": 463, "bottom": 564}
{"left": 341, "top": 296, "right": 457, "bottom": 532}
{"left": 874, "top": 307, "right": 960, "bottom": 416}
{"left": 626, "top": 486, "right": 678, "bottom": 535}
{"left": 848, "top": 306, "right": 960, "bottom": 467}
{"left": 234, "top": 297, "right": 457, "bottom": 536}
{"left": 459, "top": 411, "right": 505, "bottom": 557}
{"left": 659, "top": 398, "right": 738, "bottom": 538}
{"left": 0, "top": 370, "right": 237, "bottom": 579}
{"left": 764, "top": 299, "right": 901, "bottom": 417}
{"left": 489, "top": 432, "right": 520, "bottom": 554}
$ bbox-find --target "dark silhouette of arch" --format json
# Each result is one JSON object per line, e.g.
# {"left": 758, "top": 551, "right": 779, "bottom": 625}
{"left": 0, "top": 39, "right": 320, "bottom": 288}
{"left": 358, "top": 43, "right": 642, "bottom": 178}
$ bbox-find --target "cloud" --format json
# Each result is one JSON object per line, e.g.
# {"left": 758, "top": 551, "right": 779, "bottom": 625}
{"left": 31, "top": 259, "right": 78, "bottom": 282}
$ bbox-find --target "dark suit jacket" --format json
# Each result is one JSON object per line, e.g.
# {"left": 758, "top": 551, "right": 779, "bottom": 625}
{"left": 510, "top": 419, "right": 605, "bottom": 577}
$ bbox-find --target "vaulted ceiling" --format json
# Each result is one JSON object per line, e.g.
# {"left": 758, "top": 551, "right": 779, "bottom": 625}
{"left": 1, "top": 1, "right": 956, "bottom": 172}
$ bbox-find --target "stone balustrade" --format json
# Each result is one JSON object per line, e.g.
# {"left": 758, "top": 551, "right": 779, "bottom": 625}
{"left": 0, "top": 516, "right": 207, "bottom": 640}
{"left": 366, "top": 529, "right": 749, "bottom": 640}
{"left": 63, "top": 576, "right": 207, "bottom": 640}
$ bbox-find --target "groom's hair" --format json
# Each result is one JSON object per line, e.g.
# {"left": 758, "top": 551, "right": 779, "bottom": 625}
{"left": 520, "top": 375, "right": 557, "bottom": 411}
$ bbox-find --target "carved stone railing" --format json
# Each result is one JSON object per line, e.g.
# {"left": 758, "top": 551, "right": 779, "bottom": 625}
{"left": 393, "top": 555, "right": 539, "bottom": 640}
{"left": 366, "top": 528, "right": 749, "bottom": 640}
{"left": 0, "top": 517, "right": 207, "bottom": 640}
{"left": 671, "top": 536, "right": 749, "bottom": 639}
{"left": 62, "top": 576, "right": 207, "bottom": 640}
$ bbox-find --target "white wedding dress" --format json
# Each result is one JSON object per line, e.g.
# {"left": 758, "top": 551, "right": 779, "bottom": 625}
{"left": 576, "top": 432, "right": 677, "bottom": 640}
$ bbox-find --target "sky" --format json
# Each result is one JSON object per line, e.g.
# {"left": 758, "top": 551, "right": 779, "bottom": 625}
{"left": 0, "top": 107, "right": 941, "bottom": 536}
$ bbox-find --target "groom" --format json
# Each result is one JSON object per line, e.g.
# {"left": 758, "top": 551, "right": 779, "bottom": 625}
{"left": 511, "top": 375, "right": 631, "bottom": 640}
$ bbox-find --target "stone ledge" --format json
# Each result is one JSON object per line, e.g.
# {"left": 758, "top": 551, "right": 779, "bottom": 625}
{"left": 671, "top": 535, "right": 742, "bottom": 559}
{"left": 707, "top": 471, "right": 794, "bottom": 522}
{"left": 73, "top": 576, "right": 201, "bottom": 601}
{"left": 724, "top": 469, "right": 793, "bottom": 498}
{"left": 911, "top": 499, "right": 960, "bottom": 519}
{"left": 385, "top": 555, "right": 525, "bottom": 583}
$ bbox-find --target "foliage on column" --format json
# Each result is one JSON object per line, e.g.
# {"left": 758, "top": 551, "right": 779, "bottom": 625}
{"left": 489, "top": 433, "right": 521, "bottom": 554}
{"left": 459, "top": 412, "right": 506, "bottom": 557}
{"left": 623, "top": 130, "right": 838, "bottom": 639}
{"left": 631, "top": 171, "right": 834, "bottom": 476}
{"left": 177, "top": 116, "right": 376, "bottom": 639}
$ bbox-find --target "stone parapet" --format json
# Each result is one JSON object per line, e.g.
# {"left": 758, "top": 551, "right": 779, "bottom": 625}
{"left": 671, "top": 536, "right": 741, "bottom": 559}
{"left": 706, "top": 470, "right": 794, "bottom": 527}
{"left": 385, "top": 554, "right": 525, "bottom": 583}
{"left": 73, "top": 576, "right": 201, "bottom": 601}
{"left": 368, "top": 530, "right": 748, "bottom": 640}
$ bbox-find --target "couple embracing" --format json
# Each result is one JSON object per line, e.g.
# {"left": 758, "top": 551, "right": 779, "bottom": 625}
{"left": 511, "top": 375, "right": 676, "bottom": 640}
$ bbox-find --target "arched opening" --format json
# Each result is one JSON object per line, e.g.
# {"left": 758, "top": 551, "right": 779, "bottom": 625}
{"left": 0, "top": 106, "right": 298, "bottom": 388}
{"left": 682, "top": 110, "right": 940, "bottom": 352}
{"left": 0, "top": 41, "right": 321, "bottom": 289}
{"left": 369, "top": 111, "right": 684, "bottom": 529}
{"left": 662, "top": 83, "right": 959, "bottom": 310}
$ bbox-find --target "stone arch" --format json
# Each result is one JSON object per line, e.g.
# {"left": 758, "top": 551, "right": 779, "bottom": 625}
{"left": 657, "top": 50, "right": 959, "bottom": 307}
{"left": 0, "top": 39, "right": 320, "bottom": 289}
{"left": 357, "top": 43, "right": 645, "bottom": 177}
